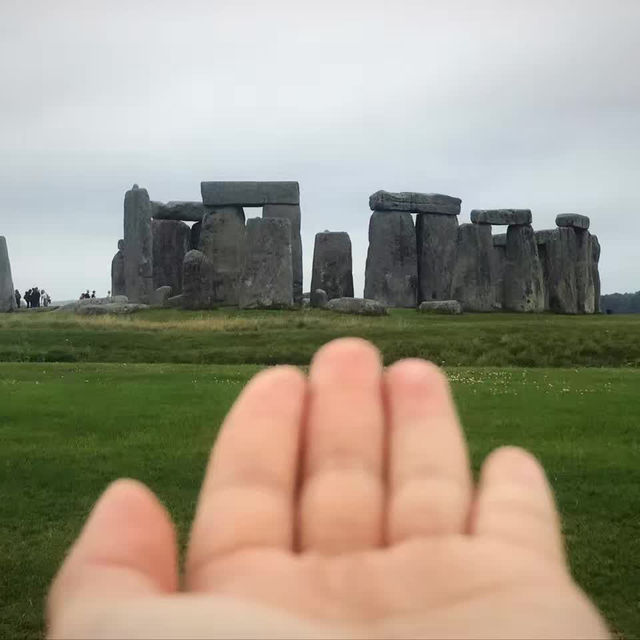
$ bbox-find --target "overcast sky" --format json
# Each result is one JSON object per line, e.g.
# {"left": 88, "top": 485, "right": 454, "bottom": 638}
{"left": 1, "top": 0, "right": 638, "bottom": 300}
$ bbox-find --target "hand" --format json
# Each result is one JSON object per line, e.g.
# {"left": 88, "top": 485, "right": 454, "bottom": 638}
{"left": 48, "top": 338, "right": 608, "bottom": 639}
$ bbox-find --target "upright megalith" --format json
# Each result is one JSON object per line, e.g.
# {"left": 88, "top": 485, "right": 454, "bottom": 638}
{"left": 0, "top": 236, "right": 17, "bottom": 312}
{"left": 190, "top": 222, "right": 202, "bottom": 250}
{"left": 364, "top": 211, "right": 417, "bottom": 308}
{"left": 263, "top": 204, "right": 303, "bottom": 304}
{"left": 198, "top": 207, "right": 246, "bottom": 306}
{"left": 182, "top": 250, "right": 214, "bottom": 310}
{"left": 503, "top": 224, "right": 545, "bottom": 312}
{"left": 537, "top": 228, "right": 578, "bottom": 314}
{"left": 152, "top": 220, "right": 190, "bottom": 294}
{"left": 239, "top": 217, "right": 293, "bottom": 309}
{"left": 311, "top": 231, "right": 354, "bottom": 300}
{"left": 111, "top": 239, "right": 126, "bottom": 297}
{"left": 416, "top": 213, "right": 459, "bottom": 302}
{"left": 124, "top": 184, "right": 153, "bottom": 303}
{"left": 492, "top": 233, "right": 507, "bottom": 309}
{"left": 590, "top": 235, "right": 601, "bottom": 313}
{"left": 450, "top": 224, "right": 494, "bottom": 311}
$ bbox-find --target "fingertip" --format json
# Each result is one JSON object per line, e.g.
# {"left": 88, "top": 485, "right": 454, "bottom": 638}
{"left": 481, "top": 446, "right": 549, "bottom": 487}
{"left": 311, "top": 337, "right": 382, "bottom": 370}
{"left": 385, "top": 358, "right": 449, "bottom": 391}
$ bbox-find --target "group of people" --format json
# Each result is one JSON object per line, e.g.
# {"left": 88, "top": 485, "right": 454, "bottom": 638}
{"left": 80, "top": 290, "right": 97, "bottom": 300}
{"left": 16, "top": 287, "right": 51, "bottom": 308}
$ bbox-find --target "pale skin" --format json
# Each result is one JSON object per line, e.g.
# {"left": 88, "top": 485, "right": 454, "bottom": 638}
{"left": 48, "top": 338, "right": 609, "bottom": 639}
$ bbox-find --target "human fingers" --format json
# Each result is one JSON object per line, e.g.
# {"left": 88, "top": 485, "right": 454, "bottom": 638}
{"left": 298, "top": 338, "right": 385, "bottom": 553}
{"left": 471, "top": 446, "right": 565, "bottom": 563}
{"left": 385, "top": 359, "right": 472, "bottom": 543}
{"left": 187, "top": 366, "right": 306, "bottom": 588}
{"left": 47, "top": 479, "right": 177, "bottom": 637}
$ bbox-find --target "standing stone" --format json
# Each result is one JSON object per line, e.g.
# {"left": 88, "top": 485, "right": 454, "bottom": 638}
{"left": 503, "top": 225, "right": 545, "bottom": 312}
{"left": 111, "top": 239, "right": 126, "bottom": 297}
{"left": 311, "top": 289, "right": 328, "bottom": 309}
{"left": 451, "top": 224, "right": 494, "bottom": 312}
{"left": 575, "top": 228, "right": 595, "bottom": 314}
{"left": 537, "top": 228, "right": 578, "bottom": 314}
{"left": 364, "top": 211, "right": 417, "bottom": 308}
{"left": 0, "top": 236, "right": 17, "bottom": 312}
{"left": 152, "top": 220, "right": 190, "bottom": 294}
{"left": 239, "top": 218, "right": 293, "bottom": 309}
{"left": 198, "top": 207, "right": 246, "bottom": 306}
{"left": 181, "top": 250, "right": 214, "bottom": 310}
{"left": 492, "top": 233, "right": 507, "bottom": 310}
{"left": 263, "top": 204, "right": 303, "bottom": 303}
{"left": 310, "top": 231, "right": 354, "bottom": 300}
{"left": 416, "top": 214, "right": 458, "bottom": 302}
{"left": 124, "top": 184, "right": 153, "bottom": 303}
{"left": 590, "top": 234, "right": 601, "bottom": 313}
{"left": 190, "top": 221, "right": 202, "bottom": 250}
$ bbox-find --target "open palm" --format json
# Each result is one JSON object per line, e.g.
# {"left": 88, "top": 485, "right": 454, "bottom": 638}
{"left": 48, "top": 339, "right": 607, "bottom": 639}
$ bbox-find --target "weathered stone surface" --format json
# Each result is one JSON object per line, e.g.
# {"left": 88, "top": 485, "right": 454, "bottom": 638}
{"left": 56, "top": 295, "right": 128, "bottom": 312}
{"left": 201, "top": 181, "right": 300, "bottom": 206}
{"left": 590, "top": 234, "right": 601, "bottom": 313}
{"left": 369, "top": 191, "right": 461, "bottom": 215}
{"left": 575, "top": 228, "right": 595, "bottom": 314}
{"left": 151, "top": 201, "right": 214, "bottom": 222}
{"left": 76, "top": 303, "right": 149, "bottom": 316}
{"left": 470, "top": 209, "right": 532, "bottom": 225}
{"left": 152, "top": 220, "right": 190, "bottom": 294}
{"left": 418, "top": 300, "right": 463, "bottom": 314}
{"left": 503, "top": 224, "right": 545, "bottom": 312}
{"left": 311, "top": 289, "right": 328, "bottom": 309}
{"left": 239, "top": 218, "right": 293, "bottom": 309}
{"left": 151, "top": 286, "right": 172, "bottom": 307}
{"left": 492, "top": 243, "right": 506, "bottom": 309}
{"left": 493, "top": 233, "right": 507, "bottom": 247}
{"left": 124, "top": 184, "right": 154, "bottom": 303}
{"left": 311, "top": 232, "right": 354, "bottom": 301}
{"left": 190, "top": 222, "right": 202, "bottom": 250}
{"left": 263, "top": 204, "right": 303, "bottom": 303}
{"left": 166, "top": 294, "right": 183, "bottom": 308}
{"left": 111, "top": 240, "right": 126, "bottom": 297}
{"left": 0, "top": 236, "right": 17, "bottom": 312}
{"left": 556, "top": 213, "right": 590, "bottom": 230}
{"left": 537, "top": 228, "right": 578, "bottom": 314}
{"left": 326, "top": 297, "right": 388, "bottom": 316}
{"left": 364, "top": 211, "right": 417, "bottom": 308}
{"left": 198, "top": 207, "right": 246, "bottom": 306}
{"left": 451, "top": 224, "right": 495, "bottom": 312}
{"left": 182, "top": 250, "right": 214, "bottom": 310}
{"left": 416, "top": 213, "right": 458, "bottom": 302}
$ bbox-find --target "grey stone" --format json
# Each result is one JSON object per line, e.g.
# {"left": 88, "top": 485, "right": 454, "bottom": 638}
{"left": 591, "top": 234, "right": 601, "bottom": 314}
{"left": 451, "top": 224, "right": 495, "bottom": 312}
{"left": 166, "top": 294, "right": 183, "bottom": 308}
{"left": 76, "top": 303, "right": 149, "bottom": 316}
{"left": 470, "top": 209, "right": 532, "bottom": 225}
{"left": 0, "top": 236, "right": 16, "bottom": 312}
{"left": 416, "top": 213, "right": 458, "bottom": 302}
{"left": 556, "top": 213, "right": 590, "bottom": 230}
{"left": 201, "top": 181, "right": 300, "bottom": 206}
{"left": 492, "top": 243, "right": 506, "bottom": 309}
{"left": 369, "top": 191, "right": 461, "bottom": 215}
{"left": 190, "top": 221, "right": 202, "bottom": 250}
{"left": 151, "top": 201, "right": 215, "bottom": 222}
{"left": 152, "top": 220, "right": 190, "bottom": 294}
{"left": 537, "top": 228, "right": 578, "bottom": 314}
{"left": 198, "top": 207, "right": 246, "bottom": 306}
{"left": 239, "top": 218, "right": 293, "bottom": 309}
{"left": 575, "top": 228, "right": 595, "bottom": 314}
{"left": 326, "top": 297, "right": 388, "bottom": 316}
{"left": 111, "top": 240, "right": 126, "bottom": 297}
{"left": 151, "top": 286, "right": 173, "bottom": 307}
{"left": 124, "top": 184, "right": 154, "bottom": 303}
{"left": 493, "top": 233, "right": 507, "bottom": 247}
{"left": 364, "top": 211, "right": 418, "bottom": 308}
{"left": 263, "top": 204, "right": 303, "bottom": 303}
{"left": 56, "top": 296, "right": 129, "bottom": 313}
{"left": 503, "top": 224, "right": 545, "bottom": 312}
{"left": 310, "top": 231, "right": 354, "bottom": 301}
{"left": 418, "top": 300, "right": 463, "bottom": 314}
{"left": 182, "top": 250, "right": 214, "bottom": 310}
{"left": 311, "top": 289, "right": 328, "bottom": 309}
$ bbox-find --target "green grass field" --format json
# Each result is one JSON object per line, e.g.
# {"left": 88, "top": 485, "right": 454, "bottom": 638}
{"left": 1, "top": 310, "right": 639, "bottom": 638}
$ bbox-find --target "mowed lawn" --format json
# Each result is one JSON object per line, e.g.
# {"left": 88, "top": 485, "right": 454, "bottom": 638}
{"left": 1, "top": 363, "right": 638, "bottom": 639}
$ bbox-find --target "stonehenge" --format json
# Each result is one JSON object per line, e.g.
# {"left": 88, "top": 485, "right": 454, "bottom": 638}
{"left": 0, "top": 236, "right": 17, "bottom": 312}
{"left": 311, "top": 231, "right": 354, "bottom": 301}
{"left": 111, "top": 181, "right": 602, "bottom": 315}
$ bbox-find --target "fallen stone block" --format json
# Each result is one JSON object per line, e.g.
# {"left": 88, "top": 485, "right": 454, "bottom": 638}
{"left": 326, "top": 297, "right": 388, "bottom": 316}
{"left": 311, "top": 289, "right": 328, "bottom": 309}
{"left": 151, "top": 286, "right": 173, "bottom": 307}
{"left": 418, "top": 300, "right": 463, "bottom": 314}
{"left": 76, "top": 303, "right": 149, "bottom": 316}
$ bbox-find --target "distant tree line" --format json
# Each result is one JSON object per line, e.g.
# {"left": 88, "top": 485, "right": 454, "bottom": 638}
{"left": 600, "top": 291, "right": 640, "bottom": 314}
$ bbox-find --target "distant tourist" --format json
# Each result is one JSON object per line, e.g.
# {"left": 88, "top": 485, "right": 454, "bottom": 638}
{"left": 14, "top": 289, "right": 21, "bottom": 308}
{"left": 91, "top": 290, "right": 96, "bottom": 299}
{"left": 41, "top": 290, "right": 51, "bottom": 307}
